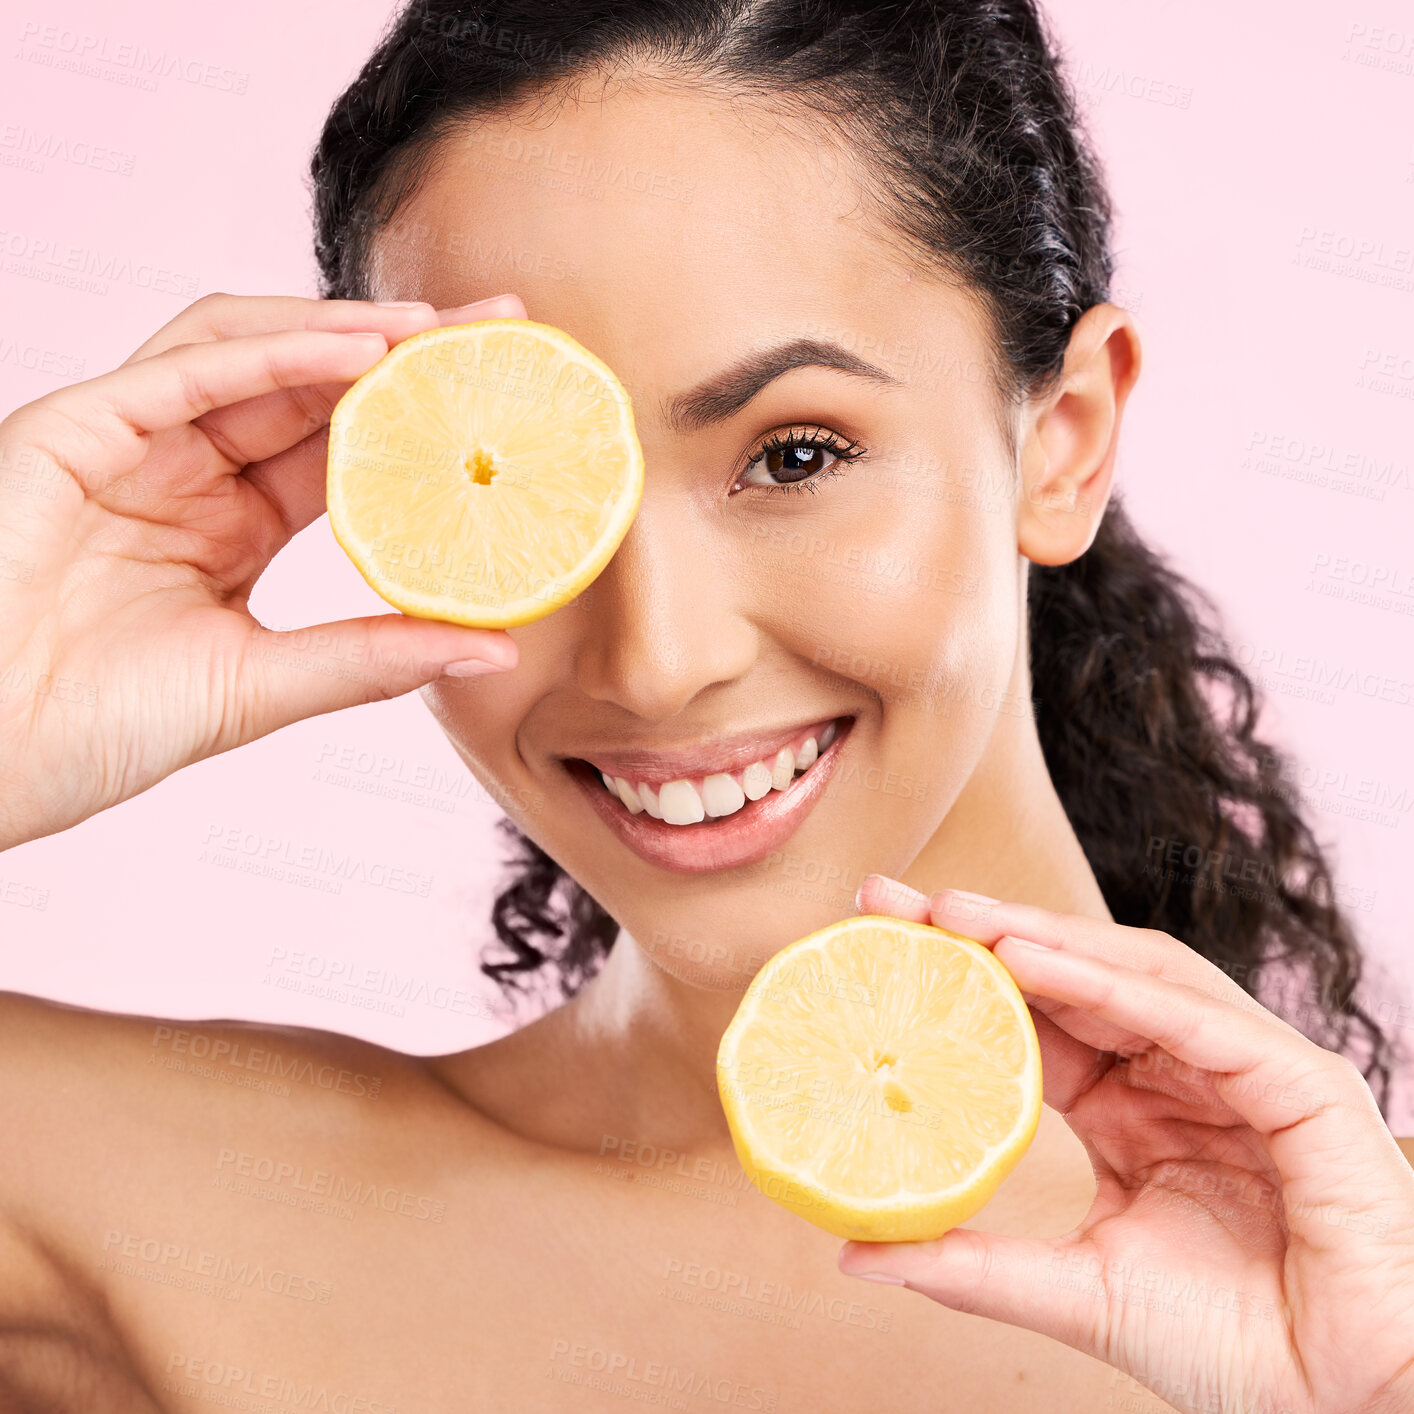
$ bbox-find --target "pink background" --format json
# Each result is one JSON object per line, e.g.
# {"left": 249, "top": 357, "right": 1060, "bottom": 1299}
{"left": 2, "top": 1, "right": 1411, "bottom": 1127}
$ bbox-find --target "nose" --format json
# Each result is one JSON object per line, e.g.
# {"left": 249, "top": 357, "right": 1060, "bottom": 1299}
{"left": 571, "top": 493, "right": 759, "bottom": 721}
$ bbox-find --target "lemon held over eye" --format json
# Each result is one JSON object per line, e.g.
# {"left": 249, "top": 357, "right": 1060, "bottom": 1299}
{"left": 717, "top": 915, "right": 1043, "bottom": 1243}
{"left": 327, "top": 319, "right": 644, "bottom": 628}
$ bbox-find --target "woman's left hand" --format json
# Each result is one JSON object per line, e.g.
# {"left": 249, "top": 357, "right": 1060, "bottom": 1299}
{"left": 839, "top": 875, "right": 1414, "bottom": 1414}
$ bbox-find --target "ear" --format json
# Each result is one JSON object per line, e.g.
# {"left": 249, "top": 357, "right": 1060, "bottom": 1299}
{"left": 1016, "top": 303, "right": 1142, "bottom": 566}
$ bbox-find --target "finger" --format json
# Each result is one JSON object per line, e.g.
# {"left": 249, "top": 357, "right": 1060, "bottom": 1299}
{"left": 121, "top": 293, "right": 438, "bottom": 364}
{"left": 434, "top": 294, "right": 528, "bottom": 324}
{"left": 1027, "top": 1007, "right": 1120, "bottom": 1113}
{"left": 193, "top": 294, "right": 533, "bottom": 474}
{"left": 854, "top": 873, "right": 932, "bottom": 922}
{"left": 197, "top": 378, "right": 351, "bottom": 487}
{"left": 926, "top": 891, "right": 1259, "bottom": 1011}
{"left": 125, "top": 289, "right": 525, "bottom": 367}
{"left": 30, "top": 330, "right": 393, "bottom": 491}
{"left": 1018, "top": 988, "right": 1156, "bottom": 1066}
{"left": 240, "top": 423, "right": 337, "bottom": 537}
{"left": 989, "top": 940, "right": 1386, "bottom": 1172}
{"left": 861, "top": 878, "right": 1215, "bottom": 1004}
{"left": 239, "top": 614, "right": 519, "bottom": 739}
{"left": 839, "top": 1230, "right": 1103, "bottom": 1357}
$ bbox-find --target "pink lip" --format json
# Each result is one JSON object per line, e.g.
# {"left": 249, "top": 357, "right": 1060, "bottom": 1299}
{"left": 567, "top": 720, "right": 851, "bottom": 874}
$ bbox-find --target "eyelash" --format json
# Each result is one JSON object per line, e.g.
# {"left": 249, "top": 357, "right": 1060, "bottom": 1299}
{"left": 734, "top": 424, "right": 867, "bottom": 497}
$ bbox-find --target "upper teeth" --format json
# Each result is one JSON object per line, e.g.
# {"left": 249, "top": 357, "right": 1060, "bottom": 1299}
{"left": 595, "top": 723, "right": 839, "bottom": 827}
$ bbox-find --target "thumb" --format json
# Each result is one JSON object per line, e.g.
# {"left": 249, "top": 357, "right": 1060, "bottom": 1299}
{"left": 241, "top": 613, "right": 517, "bottom": 732}
{"left": 839, "top": 1229, "right": 1101, "bottom": 1352}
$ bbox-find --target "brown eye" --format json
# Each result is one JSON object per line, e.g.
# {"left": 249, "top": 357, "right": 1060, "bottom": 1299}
{"left": 734, "top": 427, "right": 863, "bottom": 494}
{"left": 764, "top": 445, "right": 831, "bottom": 482}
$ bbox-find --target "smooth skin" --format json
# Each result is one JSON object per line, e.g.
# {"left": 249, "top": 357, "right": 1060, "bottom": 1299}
{"left": 1, "top": 74, "right": 1411, "bottom": 1414}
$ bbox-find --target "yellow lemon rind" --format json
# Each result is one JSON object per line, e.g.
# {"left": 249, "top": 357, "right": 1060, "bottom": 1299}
{"left": 326, "top": 319, "right": 645, "bottom": 629}
{"left": 716, "top": 916, "right": 1043, "bottom": 1244}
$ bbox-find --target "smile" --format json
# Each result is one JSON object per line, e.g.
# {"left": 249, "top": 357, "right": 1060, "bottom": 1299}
{"left": 564, "top": 716, "right": 852, "bottom": 874}
{"left": 593, "top": 717, "right": 840, "bottom": 824}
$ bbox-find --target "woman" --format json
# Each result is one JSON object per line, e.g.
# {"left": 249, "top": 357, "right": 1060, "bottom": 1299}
{"left": 0, "top": 0, "right": 1410, "bottom": 1409}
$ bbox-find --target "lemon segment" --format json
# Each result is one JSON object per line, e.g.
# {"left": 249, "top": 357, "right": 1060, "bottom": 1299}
{"left": 716, "top": 915, "right": 1043, "bottom": 1243}
{"left": 326, "top": 319, "right": 644, "bottom": 628}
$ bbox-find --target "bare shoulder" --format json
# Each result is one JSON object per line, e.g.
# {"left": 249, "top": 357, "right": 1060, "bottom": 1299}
{"left": 0, "top": 989, "right": 429, "bottom": 1119}
{"left": 0, "top": 990, "right": 499, "bottom": 1405}
{"left": 0, "top": 989, "right": 485, "bottom": 1244}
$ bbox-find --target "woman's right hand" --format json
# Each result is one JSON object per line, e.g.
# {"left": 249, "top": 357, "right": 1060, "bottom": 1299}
{"left": 0, "top": 292, "right": 526, "bottom": 851}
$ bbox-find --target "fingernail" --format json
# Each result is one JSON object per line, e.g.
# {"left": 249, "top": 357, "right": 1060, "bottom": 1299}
{"left": 1000, "top": 933, "right": 1055, "bottom": 950}
{"left": 374, "top": 299, "right": 433, "bottom": 308}
{"left": 938, "top": 889, "right": 1000, "bottom": 909}
{"left": 440, "top": 657, "right": 513, "bottom": 678}
{"left": 856, "top": 874, "right": 926, "bottom": 911}
{"left": 846, "top": 1271, "right": 907, "bottom": 1286}
{"left": 440, "top": 294, "right": 519, "bottom": 319}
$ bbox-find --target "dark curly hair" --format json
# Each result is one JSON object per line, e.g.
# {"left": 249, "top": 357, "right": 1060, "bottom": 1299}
{"left": 309, "top": 0, "right": 1403, "bottom": 1110}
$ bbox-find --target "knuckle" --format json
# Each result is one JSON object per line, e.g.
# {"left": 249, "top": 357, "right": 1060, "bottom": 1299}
{"left": 1134, "top": 927, "right": 1179, "bottom": 952}
{"left": 0, "top": 403, "right": 46, "bottom": 436}
{"left": 169, "top": 353, "right": 212, "bottom": 416}
{"left": 3, "top": 403, "right": 79, "bottom": 457}
{"left": 1323, "top": 1049, "right": 1370, "bottom": 1093}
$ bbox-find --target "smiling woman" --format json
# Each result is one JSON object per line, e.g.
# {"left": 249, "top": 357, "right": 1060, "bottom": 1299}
{"left": 311, "top": 0, "right": 1397, "bottom": 1098}
{"left": 1, "top": 0, "right": 1413, "bottom": 1412}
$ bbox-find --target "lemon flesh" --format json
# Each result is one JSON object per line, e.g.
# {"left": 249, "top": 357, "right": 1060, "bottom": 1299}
{"left": 717, "top": 915, "right": 1043, "bottom": 1242}
{"left": 327, "top": 319, "right": 644, "bottom": 628}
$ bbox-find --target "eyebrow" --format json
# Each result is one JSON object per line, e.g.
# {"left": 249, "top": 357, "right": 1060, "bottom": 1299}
{"left": 661, "top": 338, "right": 900, "bottom": 434}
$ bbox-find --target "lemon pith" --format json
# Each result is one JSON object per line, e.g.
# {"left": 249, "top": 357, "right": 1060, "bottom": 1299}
{"left": 326, "top": 319, "right": 644, "bottom": 628}
{"left": 716, "top": 915, "right": 1043, "bottom": 1243}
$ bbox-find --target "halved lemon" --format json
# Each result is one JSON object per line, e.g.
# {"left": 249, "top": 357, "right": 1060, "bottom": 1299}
{"left": 327, "top": 319, "right": 644, "bottom": 627}
{"left": 717, "top": 915, "right": 1042, "bottom": 1243}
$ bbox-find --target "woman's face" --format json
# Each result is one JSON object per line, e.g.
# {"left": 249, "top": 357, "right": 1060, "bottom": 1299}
{"left": 368, "top": 76, "right": 1031, "bottom": 985}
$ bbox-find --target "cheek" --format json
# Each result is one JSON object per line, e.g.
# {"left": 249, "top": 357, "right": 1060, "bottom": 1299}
{"left": 765, "top": 474, "right": 1020, "bottom": 806}
{"left": 766, "top": 475, "right": 1018, "bottom": 701}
